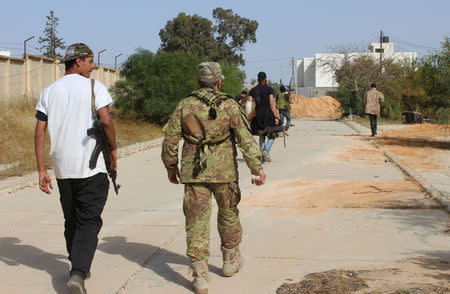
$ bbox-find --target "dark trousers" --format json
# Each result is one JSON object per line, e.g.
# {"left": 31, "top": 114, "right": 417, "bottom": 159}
{"left": 57, "top": 172, "right": 109, "bottom": 278}
{"left": 368, "top": 114, "right": 378, "bottom": 135}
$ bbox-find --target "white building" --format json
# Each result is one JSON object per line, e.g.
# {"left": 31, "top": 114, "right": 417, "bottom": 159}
{"left": 296, "top": 41, "right": 417, "bottom": 97}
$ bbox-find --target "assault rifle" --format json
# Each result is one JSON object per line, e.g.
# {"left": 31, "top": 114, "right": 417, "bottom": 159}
{"left": 87, "top": 120, "right": 121, "bottom": 194}
{"left": 257, "top": 125, "right": 288, "bottom": 148}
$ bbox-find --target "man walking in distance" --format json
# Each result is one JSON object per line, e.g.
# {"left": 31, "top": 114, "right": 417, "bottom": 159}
{"left": 161, "top": 62, "right": 265, "bottom": 294}
{"left": 277, "top": 85, "right": 293, "bottom": 128}
{"left": 247, "top": 72, "right": 280, "bottom": 163}
{"left": 364, "top": 83, "right": 385, "bottom": 136}
{"left": 34, "top": 43, "right": 117, "bottom": 294}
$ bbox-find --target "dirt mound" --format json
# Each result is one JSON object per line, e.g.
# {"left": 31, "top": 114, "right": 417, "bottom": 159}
{"left": 290, "top": 94, "right": 341, "bottom": 119}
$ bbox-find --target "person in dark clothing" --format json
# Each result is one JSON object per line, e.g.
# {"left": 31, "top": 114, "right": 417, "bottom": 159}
{"left": 247, "top": 72, "right": 280, "bottom": 163}
{"left": 235, "top": 90, "right": 247, "bottom": 109}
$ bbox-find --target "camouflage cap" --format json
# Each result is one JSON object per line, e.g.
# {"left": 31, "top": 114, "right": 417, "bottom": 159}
{"left": 64, "top": 43, "right": 93, "bottom": 61}
{"left": 198, "top": 62, "right": 224, "bottom": 83}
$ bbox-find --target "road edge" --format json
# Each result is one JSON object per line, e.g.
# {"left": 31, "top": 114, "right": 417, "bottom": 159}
{"left": 344, "top": 120, "right": 449, "bottom": 212}
{"left": 0, "top": 137, "right": 164, "bottom": 196}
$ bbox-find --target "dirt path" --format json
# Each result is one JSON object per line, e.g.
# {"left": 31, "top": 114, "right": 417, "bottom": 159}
{"left": 0, "top": 119, "right": 448, "bottom": 294}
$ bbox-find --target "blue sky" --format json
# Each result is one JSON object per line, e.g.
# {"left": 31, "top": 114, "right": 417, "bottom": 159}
{"left": 1, "top": 0, "right": 448, "bottom": 83}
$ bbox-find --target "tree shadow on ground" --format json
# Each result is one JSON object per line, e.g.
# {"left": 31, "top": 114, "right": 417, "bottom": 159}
{"left": 0, "top": 237, "right": 69, "bottom": 294}
{"left": 98, "top": 236, "right": 221, "bottom": 292}
{"left": 377, "top": 209, "right": 448, "bottom": 238}
{"left": 364, "top": 136, "right": 450, "bottom": 150}
{"left": 411, "top": 251, "right": 450, "bottom": 282}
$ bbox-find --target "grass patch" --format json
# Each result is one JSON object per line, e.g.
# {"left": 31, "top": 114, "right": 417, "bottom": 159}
{"left": 0, "top": 96, "right": 163, "bottom": 179}
{"left": 114, "top": 116, "right": 164, "bottom": 148}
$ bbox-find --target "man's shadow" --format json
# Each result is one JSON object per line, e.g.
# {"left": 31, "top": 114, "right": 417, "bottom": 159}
{"left": 0, "top": 237, "right": 69, "bottom": 294}
{"left": 98, "top": 236, "right": 221, "bottom": 291}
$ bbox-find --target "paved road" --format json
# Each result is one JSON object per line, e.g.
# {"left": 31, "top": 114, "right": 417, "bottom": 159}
{"left": 0, "top": 119, "right": 448, "bottom": 293}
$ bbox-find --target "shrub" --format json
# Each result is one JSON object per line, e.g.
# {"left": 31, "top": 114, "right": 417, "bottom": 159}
{"left": 381, "top": 96, "right": 402, "bottom": 120}
{"left": 112, "top": 49, "right": 245, "bottom": 124}
{"left": 435, "top": 107, "right": 449, "bottom": 124}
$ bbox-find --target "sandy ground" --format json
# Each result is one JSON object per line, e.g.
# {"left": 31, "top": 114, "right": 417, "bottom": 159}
{"left": 270, "top": 122, "right": 449, "bottom": 293}
{"left": 0, "top": 119, "right": 448, "bottom": 294}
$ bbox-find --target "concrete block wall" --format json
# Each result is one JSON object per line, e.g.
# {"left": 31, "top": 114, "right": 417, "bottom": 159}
{"left": 0, "top": 55, "right": 120, "bottom": 101}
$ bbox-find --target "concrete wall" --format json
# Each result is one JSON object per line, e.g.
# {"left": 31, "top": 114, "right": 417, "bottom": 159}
{"left": 296, "top": 59, "right": 304, "bottom": 87}
{"left": 302, "top": 58, "right": 316, "bottom": 88}
{"left": 315, "top": 53, "right": 343, "bottom": 88}
{"left": 0, "top": 54, "right": 120, "bottom": 101}
{"left": 297, "top": 87, "right": 336, "bottom": 98}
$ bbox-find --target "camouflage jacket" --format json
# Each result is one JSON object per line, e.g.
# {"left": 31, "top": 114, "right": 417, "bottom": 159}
{"left": 364, "top": 88, "right": 384, "bottom": 116}
{"left": 161, "top": 88, "right": 263, "bottom": 183}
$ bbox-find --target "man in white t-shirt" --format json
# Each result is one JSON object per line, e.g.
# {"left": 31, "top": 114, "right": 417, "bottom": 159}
{"left": 34, "top": 43, "right": 117, "bottom": 294}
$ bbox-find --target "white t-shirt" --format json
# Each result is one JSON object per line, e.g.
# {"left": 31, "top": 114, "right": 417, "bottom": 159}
{"left": 36, "top": 74, "right": 113, "bottom": 179}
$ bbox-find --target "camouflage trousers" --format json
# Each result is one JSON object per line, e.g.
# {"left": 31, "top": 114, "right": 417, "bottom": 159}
{"left": 183, "top": 182, "right": 242, "bottom": 261}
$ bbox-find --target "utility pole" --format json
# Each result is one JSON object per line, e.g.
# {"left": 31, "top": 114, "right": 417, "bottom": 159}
{"left": 290, "top": 57, "right": 296, "bottom": 94}
{"left": 379, "top": 30, "right": 383, "bottom": 74}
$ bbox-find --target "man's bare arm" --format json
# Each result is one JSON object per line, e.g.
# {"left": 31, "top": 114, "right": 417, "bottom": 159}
{"left": 34, "top": 120, "right": 53, "bottom": 194}
{"left": 269, "top": 94, "right": 280, "bottom": 123}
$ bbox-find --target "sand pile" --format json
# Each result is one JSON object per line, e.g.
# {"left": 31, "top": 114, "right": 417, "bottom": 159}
{"left": 290, "top": 94, "right": 341, "bottom": 119}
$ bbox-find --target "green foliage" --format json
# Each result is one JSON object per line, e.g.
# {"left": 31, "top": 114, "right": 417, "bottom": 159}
{"left": 111, "top": 49, "right": 245, "bottom": 125}
{"left": 159, "top": 13, "right": 216, "bottom": 58}
{"left": 38, "top": 10, "right": 65, "bottom": 58}
{"left": 220, "top": 63, "right": 246, "bottom": 96}
{"left": 418, "top": 37, "right": 450, "bottom": 110}
{"left": 336, "top": 82, "right": 364, "bottom": 115}
{"left": 381, "top": 96, "right": 402, "bottom": 120}
{"left": 435, "top": 107, "right": 449, "bottom": 124}
{"left": 212, "top": 8, "right": 258, "bottom": 65}
{"left": 159, "top": 8, "right": 258, "bottom": 66}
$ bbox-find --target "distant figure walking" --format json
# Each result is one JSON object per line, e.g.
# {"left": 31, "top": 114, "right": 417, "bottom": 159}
{"left": 364, "top": 83, "right": 385, "bottom": 136}
{"left": 248, "top": 72, "right": 280, "bottom": 163}
{"left": 277, "top": 85, "right": 293, "bottom": 127}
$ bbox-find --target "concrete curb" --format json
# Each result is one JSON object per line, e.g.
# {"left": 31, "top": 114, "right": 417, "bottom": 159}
{"left": 344, "top": 120, "right": 449, "bottom": 211}
{"left": 0, "top": 137, "right": 164, "bottom": 196}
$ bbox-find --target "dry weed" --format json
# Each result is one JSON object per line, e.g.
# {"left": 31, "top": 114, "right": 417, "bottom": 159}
{"left": 0, "top": 96, "right": 163, "bottom": 178}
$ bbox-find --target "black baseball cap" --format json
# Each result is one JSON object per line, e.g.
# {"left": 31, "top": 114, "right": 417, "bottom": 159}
{"left": 257, "top": 71, "right": 266, "bottom": 81}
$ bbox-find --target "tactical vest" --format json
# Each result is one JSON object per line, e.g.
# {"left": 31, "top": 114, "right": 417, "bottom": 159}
{"left": 183, "top": 88, "right": 250, "bottom": 177}
{"left": 277, "top": 92, "right": 290, "bottom": 110}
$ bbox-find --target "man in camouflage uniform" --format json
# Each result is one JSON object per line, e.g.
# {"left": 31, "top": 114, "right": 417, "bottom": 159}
{"left": 364, "top": 83, "right": 385, "bottom": 136}
{"left": 161, "top": 62, "right": 266, "bottom": 294}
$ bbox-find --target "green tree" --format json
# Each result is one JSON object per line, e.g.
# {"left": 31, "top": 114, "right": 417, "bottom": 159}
{"left": 212, "top": 7, "right": 258, "bottom": 65}
{"left": 159, "top": 13, "right": 216, "bottom": 57}
{"left": 38, "top": 10, "right": 65, "bottom": 59}
{"left": 112, "top": 50, "right": 245, "bottom": 124}
{"left": 159, "top": 8, "right": 258, "bottom": 65}
{"left": 418, "top": 37, "right": 450, "bottom": 110}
